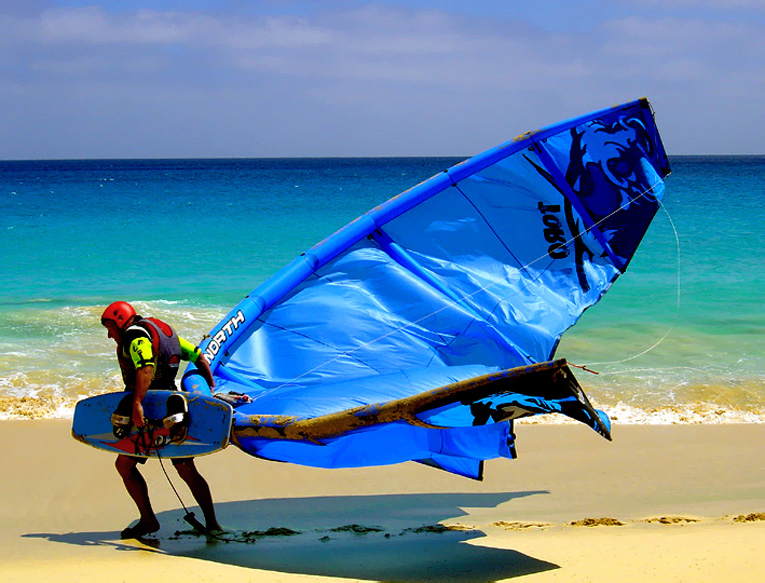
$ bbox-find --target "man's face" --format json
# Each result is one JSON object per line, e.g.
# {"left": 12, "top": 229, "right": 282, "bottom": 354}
{"left": 103, "top": 320, "right": 122, "bottom": 344}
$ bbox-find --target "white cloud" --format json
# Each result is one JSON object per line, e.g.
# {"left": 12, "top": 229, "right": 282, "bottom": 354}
{"left": 631, "top": 0, "right": 764, "bottom": 9}
{"left": 4, "top": 6, "right": 332, "bottom": 48}
{"left": 602, "top": 16, "right": 761, "bottom": 56}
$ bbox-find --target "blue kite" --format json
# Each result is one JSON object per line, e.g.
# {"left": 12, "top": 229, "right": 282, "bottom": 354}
{"left": 182, "top": 98, "right": 670, "bottom": 479}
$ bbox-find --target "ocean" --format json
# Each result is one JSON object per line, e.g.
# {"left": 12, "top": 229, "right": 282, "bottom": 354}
{"left": 1, "top": 156, "right": 762, "bottom": 423}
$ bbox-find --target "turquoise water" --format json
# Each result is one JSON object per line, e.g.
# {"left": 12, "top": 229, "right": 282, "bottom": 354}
{"left": 0, "top": 156, "right": 762, "bottom": 422}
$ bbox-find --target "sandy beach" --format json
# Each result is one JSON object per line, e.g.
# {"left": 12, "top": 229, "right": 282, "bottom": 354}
{"left": 2, "top": 420, "right": 763, "bottom": 582}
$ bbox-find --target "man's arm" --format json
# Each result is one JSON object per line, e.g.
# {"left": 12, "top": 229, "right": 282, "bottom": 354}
{"left": 127, "top": 335, "right": 155, "bottom": 427}
{"left": 195, "top": 354, "right": 216, "bottom": 389}
{"left": 179, "top": 337, "right": 216, "bottom": 390}
{"left": 132, "top": 365, "right": 153, "bottom": 427}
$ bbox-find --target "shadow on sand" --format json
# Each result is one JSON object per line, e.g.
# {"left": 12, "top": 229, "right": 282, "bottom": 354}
{"left": 25, "top": 491, "right": 557, "bottom": 582}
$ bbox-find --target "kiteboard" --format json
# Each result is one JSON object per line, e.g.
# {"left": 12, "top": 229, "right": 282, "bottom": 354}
{"left": 72, "top": 390, "right": 232, "bottom": 458}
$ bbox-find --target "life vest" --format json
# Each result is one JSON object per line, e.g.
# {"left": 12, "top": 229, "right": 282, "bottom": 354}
{"left": 118, "top": 316, "right": 182, "bottom": 391}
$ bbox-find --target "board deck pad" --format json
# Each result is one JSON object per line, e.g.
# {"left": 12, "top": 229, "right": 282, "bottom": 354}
{"left": 72, "top": 390, "right": 232, "bottom": 458}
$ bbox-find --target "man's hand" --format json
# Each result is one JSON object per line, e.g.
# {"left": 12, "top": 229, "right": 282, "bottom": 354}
{"left": 132, "top": 399, "right": 145, "bottom": 428}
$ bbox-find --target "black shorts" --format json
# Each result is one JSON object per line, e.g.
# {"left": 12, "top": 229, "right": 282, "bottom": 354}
{"left": 121, "top": 455, "right": 193, "bottom": 465}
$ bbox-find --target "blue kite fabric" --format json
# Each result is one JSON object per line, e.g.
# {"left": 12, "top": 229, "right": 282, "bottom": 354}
{"left": 183, "top": 98, "right": 670, "bottom": 479}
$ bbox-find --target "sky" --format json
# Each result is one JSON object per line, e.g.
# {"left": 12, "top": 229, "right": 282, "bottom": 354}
{"left": 1, "top": 0, "right": 763, "bottom": 159}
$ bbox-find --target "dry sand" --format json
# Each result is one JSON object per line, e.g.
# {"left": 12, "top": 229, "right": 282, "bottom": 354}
{"left": 1, "top": 420, "right": 763, "bottom": 582}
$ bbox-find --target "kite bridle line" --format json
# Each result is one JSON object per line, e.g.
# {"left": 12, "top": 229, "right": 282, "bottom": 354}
{"left": 247, "top": 167, "right": 677, "bottom": 396}
{"left": 579, "top": 199, "right": 681, "bottom": 368}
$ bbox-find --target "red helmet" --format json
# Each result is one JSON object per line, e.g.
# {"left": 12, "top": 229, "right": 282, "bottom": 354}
{"left": 101, "top": 301, "right": 136, "bottom": 330}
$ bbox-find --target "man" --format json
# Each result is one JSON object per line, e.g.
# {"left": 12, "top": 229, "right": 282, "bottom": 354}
{"left": 100, "top": 300, "right": 222, "bottom": 539}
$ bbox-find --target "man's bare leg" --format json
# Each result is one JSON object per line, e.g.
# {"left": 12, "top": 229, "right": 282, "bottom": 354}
{"left": 115, "top": 454, "right": 160, "bottom": 538}
{"left": 173, "top": 458, "right": 222, "bottom": 531}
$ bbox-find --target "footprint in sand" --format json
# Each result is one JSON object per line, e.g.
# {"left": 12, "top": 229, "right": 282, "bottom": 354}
{"left": 732, "top": 512, "right": 765, "bottom": 523}
{"left": 491, "top": 521, "right": 553, "bottom": 530}
{"left": 642, "top": 516, "right": 700, "bottom": 525}
{"left": 570, "top": 517, "right": 625, "bottom": 527}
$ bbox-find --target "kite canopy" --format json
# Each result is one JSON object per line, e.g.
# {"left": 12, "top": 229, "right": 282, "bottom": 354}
{"left": 183, "top": 98, "right": 670, "bottom": 479}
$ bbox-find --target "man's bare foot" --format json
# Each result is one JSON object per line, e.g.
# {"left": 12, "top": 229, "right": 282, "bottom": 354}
{"left": 120, "top": 519, "right": 160, "bottom": 539}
